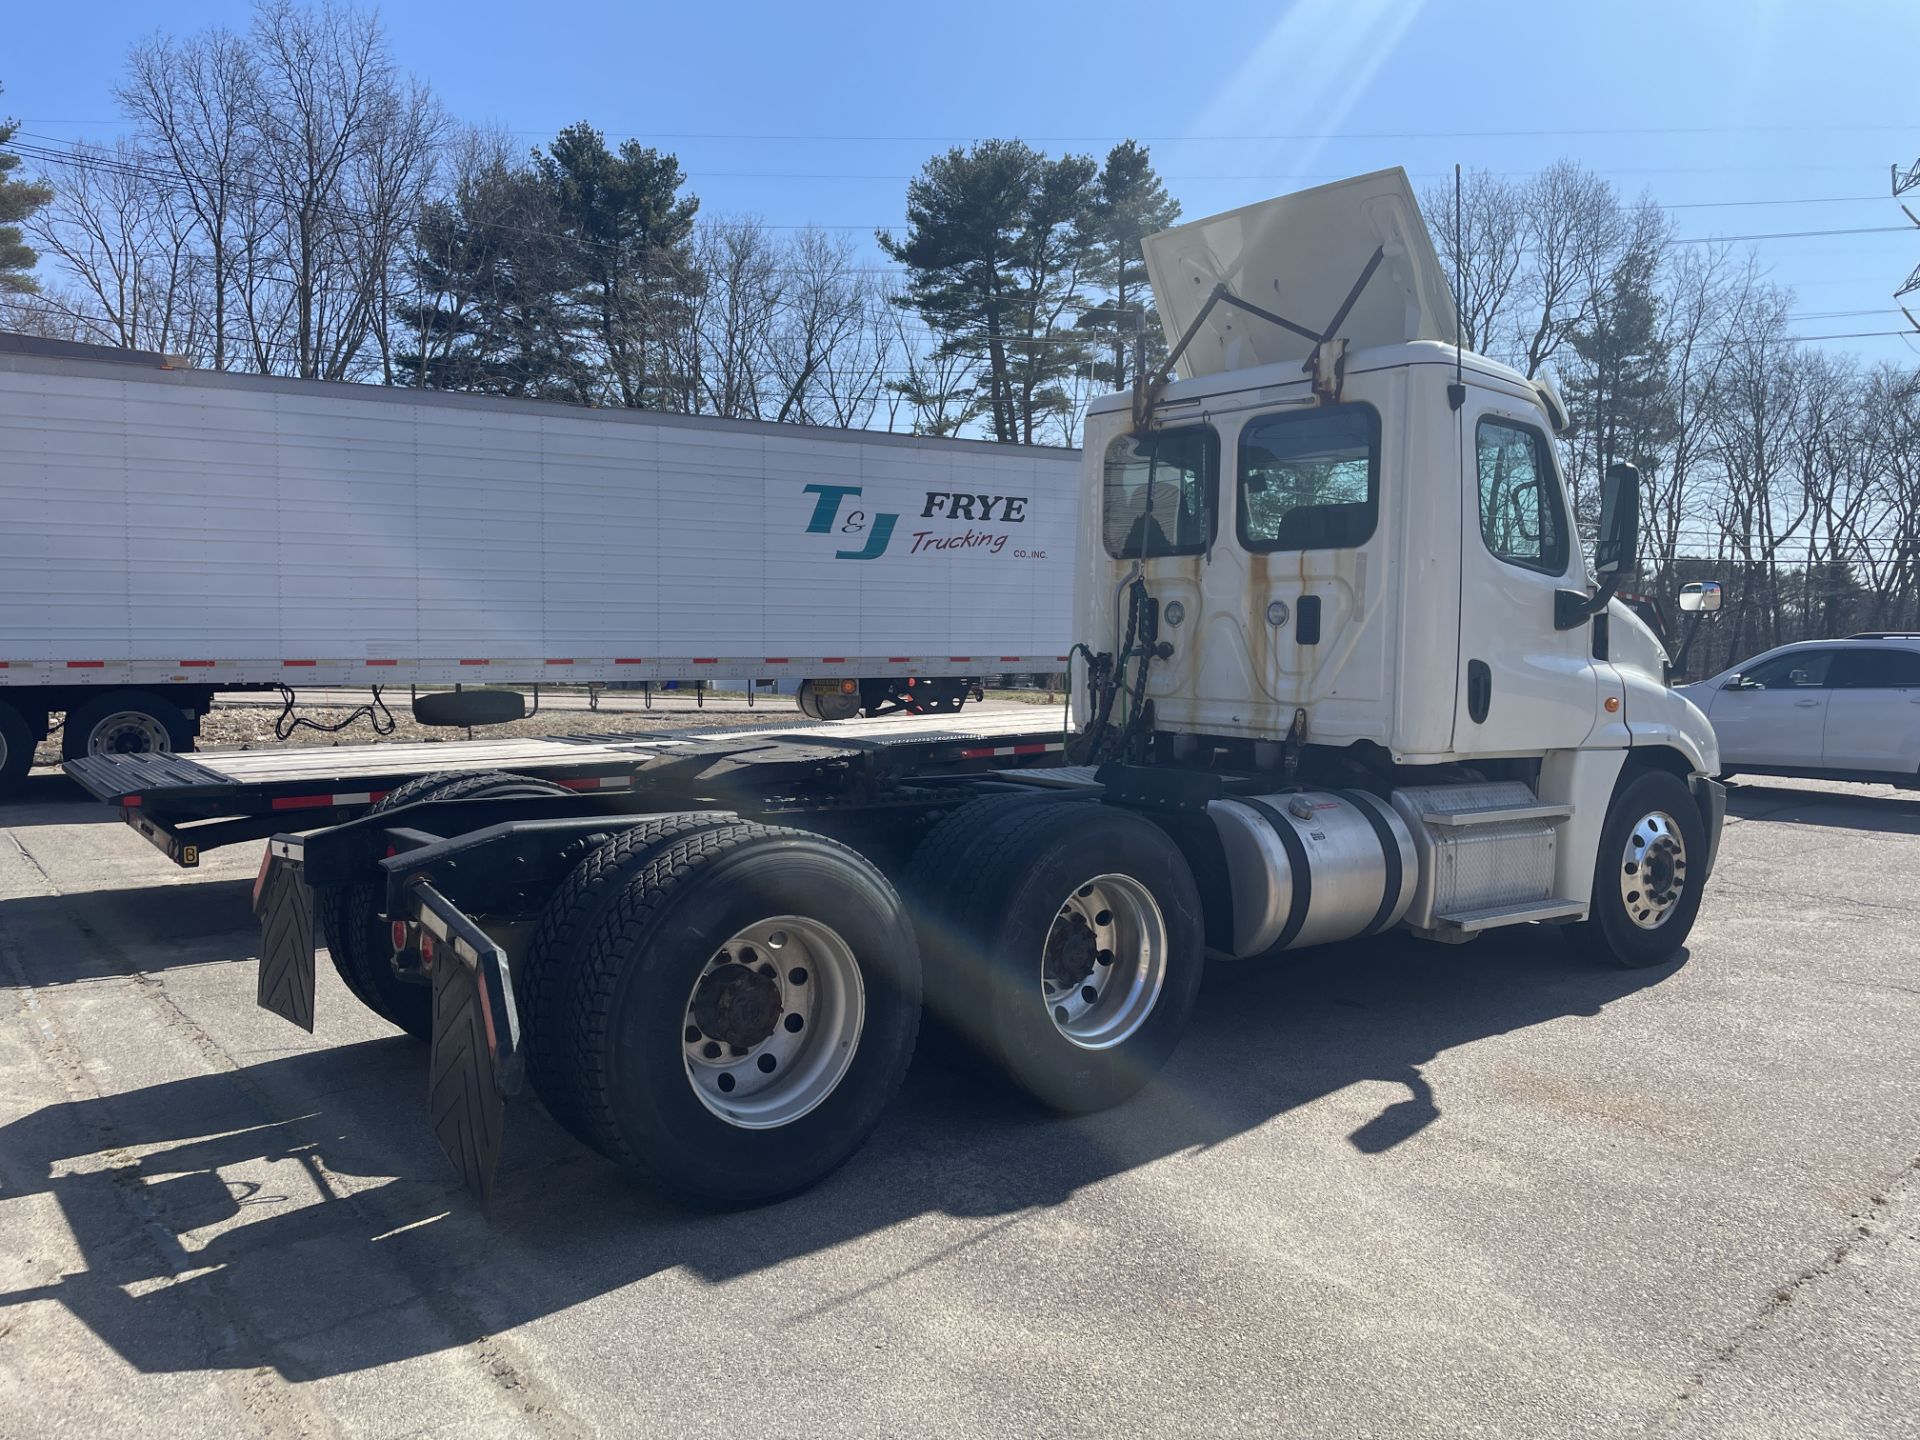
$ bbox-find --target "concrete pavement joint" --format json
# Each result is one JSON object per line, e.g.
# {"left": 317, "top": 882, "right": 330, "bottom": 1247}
{"left": 1664, "top": 1154, "right": 1920, "bottom": 1418}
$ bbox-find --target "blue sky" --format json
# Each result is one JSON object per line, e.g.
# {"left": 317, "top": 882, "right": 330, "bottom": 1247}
{"left": 8, "top": 0, "right": 1919, "bottom": 362}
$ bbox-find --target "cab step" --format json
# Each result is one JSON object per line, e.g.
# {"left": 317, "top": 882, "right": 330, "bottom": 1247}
{"left": 1431, "top": 897, "right": 1586, "bottom": 932}
{"left": 1417, "top": 801, "right": 1572, "bottom": 827}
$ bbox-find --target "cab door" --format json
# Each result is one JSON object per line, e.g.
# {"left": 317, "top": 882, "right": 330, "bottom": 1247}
{"left": 1452, "top": 404, "right": 1598, "bottom": 752}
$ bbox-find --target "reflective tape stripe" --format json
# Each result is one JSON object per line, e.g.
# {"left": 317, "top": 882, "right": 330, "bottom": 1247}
{"left": 557, "top": 775, "right": 634, "bottom": 792}
{"left": 270, "top": 788, "right": 389, "bottom": 811}
{"left": 957, "top": 741, "right": 1065, "bottom": 760}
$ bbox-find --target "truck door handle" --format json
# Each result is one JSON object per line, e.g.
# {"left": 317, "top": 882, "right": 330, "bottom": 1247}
{"left": 1793, "top": 698, "right": 1821, "bottom": 707}
{"left": 1466, "top": 659, "right": 1491, "bottom": 724}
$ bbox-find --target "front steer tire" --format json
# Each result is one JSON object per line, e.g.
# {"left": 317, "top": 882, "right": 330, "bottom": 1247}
{"left": 1565, "top": 768, "right": 1708, "bottom": 969}
{"left": 910, "top": 800, "right": 1205, "bottom": 1114}
{"left": 527, "top": 823, "right": 922, "bottom": 1208}
{"left": 314, "top": 770, "right": 568, "bottom": 1038}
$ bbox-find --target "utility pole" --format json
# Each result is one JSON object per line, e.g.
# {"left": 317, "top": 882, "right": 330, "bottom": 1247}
{"left": 1893, "top": 157, "right": 1920, "bottom": 332}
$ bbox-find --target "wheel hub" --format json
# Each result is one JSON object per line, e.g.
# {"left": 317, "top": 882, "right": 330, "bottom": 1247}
{"left": 1619, "top": 809, "right": 1688, "bottom": 930}
{"left": 681, "top": 917, "right": 865, "bottom": 1130}
{"left": 691, "top": 962, "right": 782, "bottom": 1049}
{"left": 1040, "top": 874, "right": 1169, "bottom": 1051}
{"left": 88, "top": 710, "right": 170, "bottom": 757}
{"left": 1044, "top": 913, "right": 1100, "bottom": 992}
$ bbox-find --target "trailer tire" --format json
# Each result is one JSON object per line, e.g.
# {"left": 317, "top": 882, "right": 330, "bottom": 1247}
{"left": 61, "top": 690, "right": 193, "bottom": 763}
{"left": 0, "top": 701, "right": 34, "bottom": 798}
{"left": 316, "top": 770, "right": 568, "bottom": 1037}
{"left": 1564, "top": 768, "right": 1707, "bottom": 969}
{"left": 532, "top": 822, "right": 921, "bottom": 1207}
{"left": 520, "top": 811, "right": 743, "bottom": 1137}
{"left": 798, "top": 679, "right": 860, "bottom": 723}
{"left": 912, "top": 801, "right": 1203, "bottom": 1114}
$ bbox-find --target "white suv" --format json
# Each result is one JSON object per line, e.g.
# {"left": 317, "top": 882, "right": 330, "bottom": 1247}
{"left": 1684, "top": 635, "right": 1920, "bottom": 785}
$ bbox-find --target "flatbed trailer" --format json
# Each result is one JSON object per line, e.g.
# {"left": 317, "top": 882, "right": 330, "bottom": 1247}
{"left": 63, "top": 707, "right": 1071, "bottom": 868}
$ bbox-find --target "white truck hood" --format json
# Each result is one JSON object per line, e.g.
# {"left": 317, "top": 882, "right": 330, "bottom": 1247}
{"left": 1142, "top": 167, "right": 1458, "bottom": 378}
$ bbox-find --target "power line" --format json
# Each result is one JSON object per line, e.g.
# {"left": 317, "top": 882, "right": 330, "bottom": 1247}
{"left": 24, "top": 119, "right": 1920, "bottom": 140}
{"left": 16, "top": 134, "right": 1917, "bottom": 274}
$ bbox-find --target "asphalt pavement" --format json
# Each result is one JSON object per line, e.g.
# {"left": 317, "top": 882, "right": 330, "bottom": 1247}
{"left": 0, "top": 770, "right": 1915, "bottom": 1438}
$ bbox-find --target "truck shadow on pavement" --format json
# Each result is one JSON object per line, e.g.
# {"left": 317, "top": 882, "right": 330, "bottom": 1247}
{"left": 1, "top": 771, "right": 122, "bottom": 825}
{"left": 1724, "top": 781, "right": 1920, "bottom": 836}
{"left": 0, "top": 925, "right": 1682, "bottom": 1382}
{"left": 0, "top": 879, "right": 256, "bottom": 987}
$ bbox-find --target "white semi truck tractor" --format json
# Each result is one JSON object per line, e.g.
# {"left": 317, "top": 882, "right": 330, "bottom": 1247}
{"left": 195, "top": 169, "right": 1721, "bottom": 1208}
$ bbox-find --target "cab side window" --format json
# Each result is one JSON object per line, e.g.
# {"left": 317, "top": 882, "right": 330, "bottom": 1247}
{"left": 1475, "top": 417, "right": 1569, "bottom": 575}
{"left": 1102, "top": 426, "right": 1218, "bottom": 559}
{"left": 1828, "top": 647, "right": 1920, "bottom": 688}
{"left": 1237, "top": 403, "right": 1380, "bottom": 552}
{"left": 1737, "top": 650, "right": 1836, "bottom": 690}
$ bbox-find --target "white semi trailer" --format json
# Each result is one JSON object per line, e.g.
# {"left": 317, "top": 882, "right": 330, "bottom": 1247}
{"left": 0, "top": 332, "right": 1079, "bottom": 795}
{"left": 75, "top": 169, "right": 1725, "bottom": 1209}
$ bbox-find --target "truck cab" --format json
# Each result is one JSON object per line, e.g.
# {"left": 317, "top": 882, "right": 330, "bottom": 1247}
{"left": 1072, "top": 168, "right": 1720, "bottom": 950}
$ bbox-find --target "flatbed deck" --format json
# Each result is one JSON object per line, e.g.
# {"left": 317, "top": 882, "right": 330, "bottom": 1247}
{"left": 64, "top": 708, "right": 1070, "bottom": 866}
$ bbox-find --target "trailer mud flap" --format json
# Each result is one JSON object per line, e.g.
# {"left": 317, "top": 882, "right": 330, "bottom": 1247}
{"left": 252, "top": 839, "right": 315, "bottom": 1032}
{"left": 415, "top": 883, "right": 523, "bottom": 1209}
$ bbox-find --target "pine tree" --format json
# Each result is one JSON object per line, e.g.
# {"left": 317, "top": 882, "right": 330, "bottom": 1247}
{"left": 1077, "top": 140, "right": 1180, "bottom": 390}
{"left": 0, "top": 88, "right": 54, "bottom": 295}
{"left": 879, "top": 140, "right": 1097, "bottom": 443}
{"left": 1564, "top": 246, "right": 1677, "bottom": 515}
{"left": 396, "top": 157, "right": 581, "bottom": 397}
{"left": 537, "top": 124, "right": 699, "bottom": 409}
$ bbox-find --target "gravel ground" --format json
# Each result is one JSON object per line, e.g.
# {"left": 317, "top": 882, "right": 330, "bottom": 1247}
{"left": 33, "top": 689, "right": 1067, "bottom": 768}
{"left": 32, "top": 698, "right": 823, "bottom": 768}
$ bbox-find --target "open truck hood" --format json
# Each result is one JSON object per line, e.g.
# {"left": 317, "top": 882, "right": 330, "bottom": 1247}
{"left": 1142, "top": 167, "right": 1458, "bottom": 378}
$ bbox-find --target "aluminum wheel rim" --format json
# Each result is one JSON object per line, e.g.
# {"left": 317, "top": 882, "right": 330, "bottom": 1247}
{"left": 1041, "top": 873, "right": 1168, "bottom": 1050}
{"left": 682, "top": 916, "right": 864, "bottom": 1129}
{"left": 1619, "top": 809, "right": 1688, "bottom": 930}
{"left": 88, "top": 710, "right": 171, "bottom": 757}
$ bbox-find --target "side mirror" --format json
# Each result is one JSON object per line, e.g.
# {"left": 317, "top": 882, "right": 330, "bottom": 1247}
{"left": 1594, "top": 463, "right": 1641, "bottom": 577}
{"left": 1554, "top": 461, "right": 1643, "bottom": 630}
{"left": 1678, "top": 580, "right": 1722, "bottom": 614}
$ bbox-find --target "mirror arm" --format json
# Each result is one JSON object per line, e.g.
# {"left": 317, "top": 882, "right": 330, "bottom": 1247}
{"left": 1670, "top": 609, "right": 1709, "bottom": 678}
{"left": 1555, "top": 572, "right": 1623, "bottom": 631}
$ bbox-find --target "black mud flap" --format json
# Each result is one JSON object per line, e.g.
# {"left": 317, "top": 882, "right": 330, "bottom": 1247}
{"left": 252, "top": 839, "right": 315, "bottom": 1032}
{"left": 416, "top": 882, "right": 524, "bottom": 1210}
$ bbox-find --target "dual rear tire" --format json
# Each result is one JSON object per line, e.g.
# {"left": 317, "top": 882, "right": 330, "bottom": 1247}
{"left": 518, "top": 795, "right": 1201, "bottom": 1204}
{"left": 522, "top": 821, "right": 922, "bottom": 1208}
{"left": 906, "top": 796, "right": 1206, "bottom": 1113}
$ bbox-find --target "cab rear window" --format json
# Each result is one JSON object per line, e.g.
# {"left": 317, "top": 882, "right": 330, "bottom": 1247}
{"left": 1237, "top": 403, "right": 1380, "bottom": 552}
{"left": 1102, "top": 426, "right": 1219, "bottom": 559}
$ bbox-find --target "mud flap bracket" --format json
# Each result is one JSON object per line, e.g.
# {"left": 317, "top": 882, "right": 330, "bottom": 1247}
{"left": 414, "top": 881, "right": 523, "bottom": 1209}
